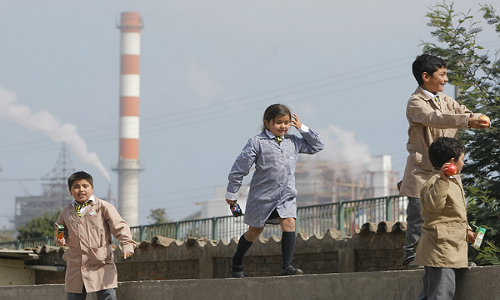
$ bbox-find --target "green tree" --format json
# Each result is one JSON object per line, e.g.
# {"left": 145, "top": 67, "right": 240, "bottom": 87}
{"left": 147, "top": 208, "right": 171, "bottom": 224}
{"left": 422, "top": 1, "right": 500, "bottom": 264}
{"left": 0, "top": 227, "right": 16, "bottom": 242}
{"left": 16, "top": 211, "right": 61, "bottom": 240}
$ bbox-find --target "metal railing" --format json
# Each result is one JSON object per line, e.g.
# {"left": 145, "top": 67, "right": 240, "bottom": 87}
{"left": 0, "top": 196, "right": 407, "bottom": 250}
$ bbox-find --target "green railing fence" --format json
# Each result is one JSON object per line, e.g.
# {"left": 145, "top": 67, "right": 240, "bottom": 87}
{"left": 0, "top": 195, "right": 407, "bottom": 250}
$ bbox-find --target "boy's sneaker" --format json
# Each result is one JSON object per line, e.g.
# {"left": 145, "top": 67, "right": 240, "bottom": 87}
{"left": 230, "top": 264, "right": 245, "bottom": 278}
{"left": 281, "top": 265, "right": 303, "bottom": 276}
{"left": 403, "top": 251, "right": 416, "bottom": 266}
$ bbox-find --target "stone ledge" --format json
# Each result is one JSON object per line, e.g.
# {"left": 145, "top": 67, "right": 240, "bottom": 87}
{"left": 2, "top": 266, "right": 500, "bottom": 300}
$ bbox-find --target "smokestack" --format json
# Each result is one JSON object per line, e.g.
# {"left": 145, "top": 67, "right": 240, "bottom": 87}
{"left": 115, "top": 12, "right": 143, "bottom": 226}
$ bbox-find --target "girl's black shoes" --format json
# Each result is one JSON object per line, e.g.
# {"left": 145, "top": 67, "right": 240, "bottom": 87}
{"left": 230, "top": 263, "right": 245, "bottom": 278}
{"left": 281, "top": 265, "right": 303, "bottom": 276}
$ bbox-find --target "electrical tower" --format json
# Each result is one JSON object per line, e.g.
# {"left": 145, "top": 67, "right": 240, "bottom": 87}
{"left": 14, "top": 144, "right": 76, "bottom": 227}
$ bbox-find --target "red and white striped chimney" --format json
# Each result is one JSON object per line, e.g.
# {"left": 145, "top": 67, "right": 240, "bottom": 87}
{"left": 116, "top": 12, "right": 143, "bottom": 226}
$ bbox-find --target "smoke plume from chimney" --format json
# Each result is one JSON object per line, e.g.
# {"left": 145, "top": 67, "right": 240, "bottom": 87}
{"left": 0, "top": 85, "right": 111, "bottom": 181}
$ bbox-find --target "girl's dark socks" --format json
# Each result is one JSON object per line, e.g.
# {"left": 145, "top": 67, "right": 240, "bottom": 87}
{"left": 232, "top": 234, "right": 253, "bottom": 266}
{"left": 281, "top": 231, "right": 296, "bottom": 268}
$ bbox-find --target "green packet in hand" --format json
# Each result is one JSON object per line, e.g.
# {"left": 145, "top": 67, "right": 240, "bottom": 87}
{"left": 473, "top": 227, "right": 486, "bottom": 249}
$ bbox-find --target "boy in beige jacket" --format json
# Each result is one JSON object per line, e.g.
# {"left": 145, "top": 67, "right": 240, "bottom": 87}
{"left": 399, "top": 54, "right": 490, "bottom": 266}
{"left": 415, "top": 137, "right": 476, "bottom": 300}
{"left": 55, "top": 171, "right": 136, "bottom": 300}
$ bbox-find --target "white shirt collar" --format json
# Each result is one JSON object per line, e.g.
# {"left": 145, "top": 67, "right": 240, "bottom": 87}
{"left": 419, "top": 86, "right": 438, "bottom": 99}
{"left": 265, "top": 129, "right": 278, "bottom": 139}
{"left": 72, "top": 194, "right": 95, "bottom": 207}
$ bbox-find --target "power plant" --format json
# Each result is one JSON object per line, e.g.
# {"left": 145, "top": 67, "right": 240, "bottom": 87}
{"left": 114, "top": 12, "right": 143, "bottom": 226}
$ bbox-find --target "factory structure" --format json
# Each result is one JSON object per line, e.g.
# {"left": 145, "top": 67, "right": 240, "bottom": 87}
{"left": 195, "top": 155, "right": 399, "bottom": 220}
{"left": 14, "top": 146, "right": 75, "bottom": 227}
{"left": 13, "top": 145, "right": 116, "bottom": 227}
{"left": 113, "top": 12, "right": 144, "bottom": 227}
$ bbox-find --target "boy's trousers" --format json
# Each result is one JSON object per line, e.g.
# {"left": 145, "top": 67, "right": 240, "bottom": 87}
{"left": 418, "top": 266, "right": 456, "bottom": 300}
{"left": 404, "top": 197, "right": 424, "bottom": 262}
{"left": 67, "top": 287, "right": 116, "bottom": 300}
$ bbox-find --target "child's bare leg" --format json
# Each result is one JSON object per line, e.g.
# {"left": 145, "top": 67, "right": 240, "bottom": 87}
{"left": 279, "top": 217, "right": 303, "bottom": 275}
{"left": 244, "top": 226, "right": 265, "bottom": 242}
{"left": 231, "top": 226, "right": 264, "bottom": 278}
{"left": 279, "top": 217, "right": 295, "bottom": 232}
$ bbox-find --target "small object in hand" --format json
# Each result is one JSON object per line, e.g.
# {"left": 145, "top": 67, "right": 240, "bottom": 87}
{"left": 230, "top": 203, "right": 243, "bottom": 217}
{"left": 479, "top": 115, "right": 491, "bottom": 126}
{"left": 445, "top": 163, "right": 457, "bottom": 176}
{"left": 473, "top": 227, "right": 487, "bottom": 249}
{"left": 56, "top": 224, "right": 65, "bottom": 240}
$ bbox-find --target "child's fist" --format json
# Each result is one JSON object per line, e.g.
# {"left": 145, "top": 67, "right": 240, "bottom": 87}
{"left": 469, "top": 115, "right": 491, "bottom": 129}
{"left": 467, "top": 229, "right": 476, "bottom": 243}
{"left": 56, "top": 238, "right": 67, "bottom": 246}
{"left": 122, "top": 251, "right": 134, "bottom": 260}
{"left": 440, "top": 163, "right": 454, "bottom": 180}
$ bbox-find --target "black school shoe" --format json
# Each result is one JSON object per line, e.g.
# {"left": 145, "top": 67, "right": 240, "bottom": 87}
{"left": 403, "top": 250, "right": 416, "bottom": 266}
{"left": 230, "top": 264, "right": 245, "bottom": 278}
{"left": 281, "top": 265, "right": 303, "bottom": 276}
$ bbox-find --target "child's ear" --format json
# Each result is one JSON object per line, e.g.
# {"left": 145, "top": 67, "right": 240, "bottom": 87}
{"left": 422, "top": 72, "right": 430, "bottom": 83}
{"left": 449, "top": 158, "right": 455, "bottom": 164}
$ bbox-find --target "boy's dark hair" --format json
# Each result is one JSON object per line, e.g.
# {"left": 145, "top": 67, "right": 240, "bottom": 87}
{"left": 68, "top": 171, "right": 94, "bottom": 190}
{"left": 428, "top": 137, "right": 465, "bottom": 169}
{"left": 412, "top": 54, "right": 447, "bottom": 85}
{"left": 261, "top": 104, "right": 292, "bottom": 132}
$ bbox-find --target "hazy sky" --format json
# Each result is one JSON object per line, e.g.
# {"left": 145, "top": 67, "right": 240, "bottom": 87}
{"left": 0, "top": 0, "right": 499, "bottom": 229}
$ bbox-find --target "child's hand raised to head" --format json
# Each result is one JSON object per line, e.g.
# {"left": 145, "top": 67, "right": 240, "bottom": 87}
{"left": 290, "top": 114, "right": 302, "bottom": 130}
{"left": 439, "top": 162, "right": 454, "bottom": 181}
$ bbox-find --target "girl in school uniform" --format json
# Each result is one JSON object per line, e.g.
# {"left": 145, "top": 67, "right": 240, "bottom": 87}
{"left": 226, "top": 103, "right": 324, "bottom": 277}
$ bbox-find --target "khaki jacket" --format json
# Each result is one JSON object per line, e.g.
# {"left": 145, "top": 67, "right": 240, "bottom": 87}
{"left": 56, "top": 197, "right": 136, "bottom": 293}
{"left": 399, "top": 88, "right": 478, "bottom": 198}
{"left": 414, "top": 170, "right": 469, "bottom": 268}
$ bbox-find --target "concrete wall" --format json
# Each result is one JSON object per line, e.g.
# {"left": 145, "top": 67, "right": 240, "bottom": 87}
{"left": 0, "top": 258, "right": 35, "bottom": 286}
{"left": 2, "top": 266, "right": 500, "bottom": 300}
{"left": 30, "top": 221, "right": 407, "bottom": 284}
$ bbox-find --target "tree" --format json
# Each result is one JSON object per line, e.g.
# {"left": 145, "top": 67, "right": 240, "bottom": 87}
{"left": 147, "top": 208, "right": 171, "bottom": 224}
{"left": 0, "top": 227, "right": 16, "bottom": 242}
{"left": 16, "top": 211, "right": 61, "bottom": 240}
{"left": 422, "top": 1, "right": 500, "bottom": 265}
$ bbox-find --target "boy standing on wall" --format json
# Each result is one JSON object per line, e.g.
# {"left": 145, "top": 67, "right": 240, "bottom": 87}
{"left": 399, "top": 54, "right": 489, "bottom": 266}
{"left": 56, "top": 171, "right": 136, "bottom": 300}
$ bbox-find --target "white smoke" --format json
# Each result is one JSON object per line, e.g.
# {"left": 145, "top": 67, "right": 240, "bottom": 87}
{"left": 0, "top": 86, "right": 111, "bottom": 181}
{"left": 185, "top": 59, "right": 224, "bottom": 106}
{"left": 315, "top": 124, "right": 371, "bottom": 175}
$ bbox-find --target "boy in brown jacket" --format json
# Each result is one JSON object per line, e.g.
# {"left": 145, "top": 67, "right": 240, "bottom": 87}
{"left": 415, "top": 137, "right": 476, "bottom": 299}
{"left": 55, "top": 171, "right": 136, "bottom": 300}
{"left": 399, "top": 54, "right": 490, "bottom": 266}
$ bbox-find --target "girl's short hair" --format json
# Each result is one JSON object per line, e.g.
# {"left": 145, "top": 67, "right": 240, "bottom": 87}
{"left": 68, "top": 171, "right": 94, "bottom": 190}
{"left": 261, "top": 104, "right": 292, "bottom": 132}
